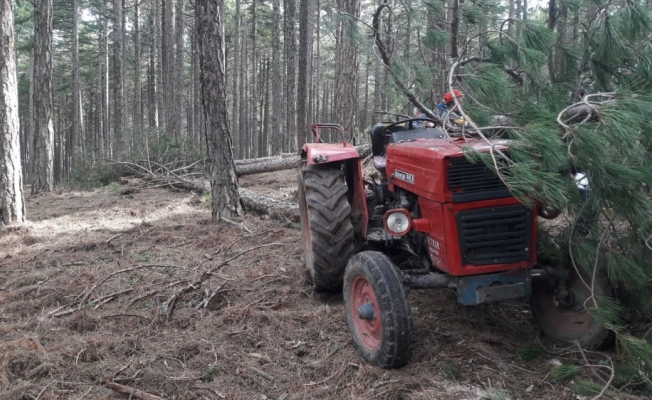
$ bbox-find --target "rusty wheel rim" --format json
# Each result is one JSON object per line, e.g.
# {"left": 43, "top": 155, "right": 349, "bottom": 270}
{"left": 532, "top": 269, "right": 597, "bottom": 342}
{"left": 350, "top": 275, "right": 382, "bottom": 350}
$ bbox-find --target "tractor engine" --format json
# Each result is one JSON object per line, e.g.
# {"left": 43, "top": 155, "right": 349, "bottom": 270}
{"left": 366, "top": 127, "right": 538, "bottom": 288}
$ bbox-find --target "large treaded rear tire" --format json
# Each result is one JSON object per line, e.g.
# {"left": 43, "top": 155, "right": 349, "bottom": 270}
{"left": 298, "top": 162, "right": 355, "bottom": 291}
{"left": 344, "top": 251, "right": 412, "bottom": 368}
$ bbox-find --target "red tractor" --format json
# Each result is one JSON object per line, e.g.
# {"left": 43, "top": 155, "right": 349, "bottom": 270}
{"left": 298, "top": 120, "right": 612, "bottom": 368}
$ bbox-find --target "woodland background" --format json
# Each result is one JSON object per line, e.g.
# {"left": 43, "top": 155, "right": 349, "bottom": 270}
{"left": 4, "top": 0, "right": 652, "bottom": 397}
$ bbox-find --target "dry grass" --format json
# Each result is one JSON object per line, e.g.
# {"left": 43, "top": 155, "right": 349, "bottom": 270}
{"left": 0, "top": 174, "right": 581, "bottom": 399}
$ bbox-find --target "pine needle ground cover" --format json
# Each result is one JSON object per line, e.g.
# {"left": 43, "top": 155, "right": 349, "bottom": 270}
{"left": 0, "top": 171, "right": 583, "bottom": 399}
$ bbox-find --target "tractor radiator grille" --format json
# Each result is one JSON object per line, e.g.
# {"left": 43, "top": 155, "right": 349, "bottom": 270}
{"left": 456, "top": 205, "right": 531, "bottom": 266}
{"left": 447, "top": 156, "right": 511, "bottom": 202}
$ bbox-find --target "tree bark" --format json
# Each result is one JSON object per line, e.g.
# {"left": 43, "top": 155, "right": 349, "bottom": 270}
{"left": 173, "top": 0, "right": 184, "bottom": 139}
{"left": 196, "top": 0, "right": 242, "bottom": 221}
{"left": 148, "top": 5, "right": 159, "bottom": 129}
{"left": 26, "top": 56, "right": 34, "bottom": 180}
{"left": 250, "top": 0, "right": 258, "bottom": 157}
{"left": 32, "top": 0, "right": 55, "bottom": 193}
{"left": 114, "top": 0, "right": 126, "bottom": 158}
{"left": 101, "top": 0, "right": 110, "bottom": 158}
{"left": 450, "top": 0, "right": 459, "bottom": 59}
{"left": 270, "top": 0, "right": 282, "bottom": 155}
{"left": 284, "top": 0, "right": 297, "bottom": 152}
{"left": 235, "top": 143, "right": 371, "bottom": 176}
{"left": 72, "top": 0, "right": 81, "bottom": 170}
{"left": 134, "top": 0, "right": 143, "bottom": 138}
{"left": 334, "top": 0, "right": 360, "bottom": 140}
{"left": 231, "top": 0, "right": 241, "bottom": 157}
{"left": 0, "top": 0, "right": 26, "bottom": 224}
{"left": 297, "top": 0, "right": 316, "bottom": 151}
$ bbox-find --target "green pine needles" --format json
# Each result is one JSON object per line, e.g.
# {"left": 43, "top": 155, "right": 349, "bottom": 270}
{"left": 413, "top": 0, "right": 652, "bottom": 395}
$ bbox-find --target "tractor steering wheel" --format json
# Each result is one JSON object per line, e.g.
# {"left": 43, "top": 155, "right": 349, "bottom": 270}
{"left": 380, "top": 118, "right": 439, "bottom": 138}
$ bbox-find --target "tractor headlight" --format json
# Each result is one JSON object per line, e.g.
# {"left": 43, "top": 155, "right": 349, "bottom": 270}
{"left": 384, "top": 209, "right": 412, "bottom": 236}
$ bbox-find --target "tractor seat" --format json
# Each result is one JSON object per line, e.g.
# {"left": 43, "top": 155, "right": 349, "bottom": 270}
{"left": 373, "top": 156, "right": 387, "bottom": 174}
{"left": 369, "top": 123, "right": 447, "bottom": 174}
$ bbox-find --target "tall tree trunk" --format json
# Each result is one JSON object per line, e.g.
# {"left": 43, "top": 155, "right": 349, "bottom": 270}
{"left": 450, "top": 0, "right": 460, "bottom": 58}
{"left": 32, "top": 0, "right": 55, "bottom": 193}
{"left": 134, "top": 0, "right": 143, "bottom": 139}
{"left": 284, "top": 0, "right": 297, "bottom": 152}
{"left": 196, "top": 0, "right": 242, "bottom": 221}
{"left": 231, "top": 0, "right": 241, "bottom": 157}
{"left": 261, "top": 58, "right": 270, "bottom": 157}
{"left": 250, "top": 0, "right": 258, "bottom": 157}
{"left": 101, "top": 0, "right": 110, "bottom": 158}
{"left": 0, "top": 0, "right": 25, "bottom": 224}
{"left": 173, "top": 0, "right": 184, "bottom": 139}
{"left": 72, "top": 0, "right": 81, "bottom": 171}
{"left": 238, "top": 35, "right": 247, "bottom": 159}
{"left": 314, "top": 0, "right": 321, "bottom": 129}
{"left": 271, "top": 0, "right": 282, "bottom": 155}
{"left": 148, "top": 7, "right": 159, "bottom": 129}
{"left": 193, "top": 28, "right": 202, "bottom": 148}
{"left": 163, "top": 0, "right": 174, "bottom": 134}
{"left": 334, "top": 0, "right": 360, "bottom": 140}
{"left": 297, "top": 0, "right": 315, "bottom": 151}
{"left": 27, "top": 57, "right": 34, "bottom": 180}
{"left": 114, "top": 0, "right": 126, "bottom": 158}
{"left": 361, "top": 51, "right": 370, "bottom": 135}
{"left": 154, "top": 0, "right": 164, "bottom": 134}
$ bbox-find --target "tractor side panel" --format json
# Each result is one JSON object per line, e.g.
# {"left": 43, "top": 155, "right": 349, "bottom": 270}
{"left": 303, "top": 143, "right": 360, "bottom": 166}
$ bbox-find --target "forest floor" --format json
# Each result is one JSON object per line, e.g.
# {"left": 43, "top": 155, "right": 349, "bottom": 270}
{"left": 0, "top": 169, "right": 598, "bottom": 400}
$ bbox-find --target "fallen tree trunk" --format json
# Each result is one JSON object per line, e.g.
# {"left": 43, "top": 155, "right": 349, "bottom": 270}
{"left": 235, "top": 153, "right": 296, "bottom": 165}
{"left": 165, "top": 179, "right": 300, "bottom": 222}
{"left": 235, "top": 143, "right": 371, "bottom": 176}
{"left": 239, "top": 188, "right": 299, "bottom": 222}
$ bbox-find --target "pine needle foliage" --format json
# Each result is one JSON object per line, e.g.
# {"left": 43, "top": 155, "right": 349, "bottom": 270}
{"left": 552, "top": 364, "right": 580, "bottom": 381}
{"left": 516, "top": 347, "right": 545, "bottom": 362}
{"left": 573, "top": 379, "right": 606, "bottom": 396}
{"left": 372, "top": 0, "right": 652, "bottom": 394}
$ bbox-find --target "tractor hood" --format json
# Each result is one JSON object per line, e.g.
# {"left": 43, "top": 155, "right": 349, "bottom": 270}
{"left": 386, "top": 137, "right": 512, "bottom": 159}
{"left": 385, "top": 137, "right": 512, "bottom": 204}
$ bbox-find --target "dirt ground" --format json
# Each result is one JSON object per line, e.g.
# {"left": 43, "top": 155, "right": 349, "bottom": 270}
{"left": 0, "top": 170, "right": 604, "bottom": 400}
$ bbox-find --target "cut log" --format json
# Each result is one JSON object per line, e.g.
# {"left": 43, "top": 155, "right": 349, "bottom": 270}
{"left": 235, "top": 143, "right": 371, "bottom": 177}
{"left": 239, "top": 188, "right": 299, "bottom": 222}
{"left": 167, "top": 179, "right": 299, "bottom": 222}
{"left": 236, "top": 156, "right": 299, "bottom": 176}
{"left": 235, "top": 153, "right": 296, "bottom": 165}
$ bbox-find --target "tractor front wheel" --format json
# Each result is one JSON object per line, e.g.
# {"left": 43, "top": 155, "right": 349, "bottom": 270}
{"left": 298, "top": 162, "right": 355, "bottom": 291}
{"left": 344, "top": 251, "right": 412, "bottom": 368}
{"left": 531, "top": 268, "right": 614, "bottom": 349}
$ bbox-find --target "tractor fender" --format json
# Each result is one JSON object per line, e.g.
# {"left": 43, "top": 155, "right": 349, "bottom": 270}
{"left": 302, "top": 142, "right": 360, "bottom": 166}
{"left": 301, "top": 142, "right": 368, "bottom": 238}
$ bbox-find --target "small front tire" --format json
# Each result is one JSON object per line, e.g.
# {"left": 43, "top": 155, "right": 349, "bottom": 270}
{"left": 343, "top": 251, "right": 412, "bottom": 368}
{"left": 531, "top": 268, "right": 614, "bottom": 349}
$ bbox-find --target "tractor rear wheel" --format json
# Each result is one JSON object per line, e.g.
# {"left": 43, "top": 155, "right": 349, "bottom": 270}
{"left": 298, "top": 162, "right": 355, "bottom": 291}
{"left": 531, "top": 268, "right": 614, "bottom": 349}
{"left": 344, "top": 251, "right": 412, "bottom": 368}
